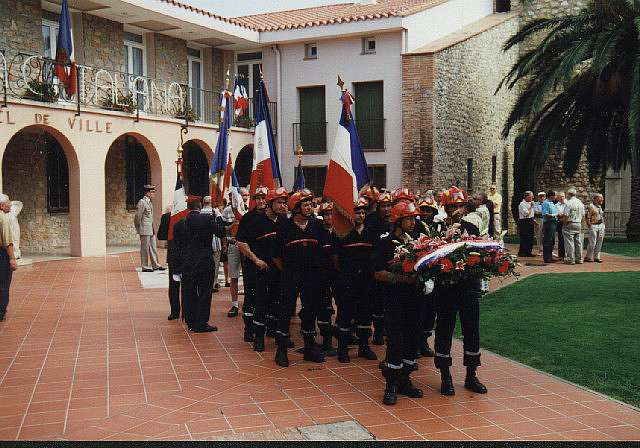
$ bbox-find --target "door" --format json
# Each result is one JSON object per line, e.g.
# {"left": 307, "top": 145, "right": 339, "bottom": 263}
{"left": 354, "top": 81, "right": 384, "bottom": 150}
{"left": 298, "top": 86, "right": 326, "bottom": 153}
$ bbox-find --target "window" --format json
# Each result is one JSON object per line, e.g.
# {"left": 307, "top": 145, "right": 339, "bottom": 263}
{"left": 187, "top": 47, "right": 203, "bottom": 119}
{"left": 235, "top": 51, "right": 262, "bottom": 117}
{"left": 354, "top": 81, "right": 384, "bottom": 150}
{"left": 304, "top": 43, "right": 318, "bottom": 59}
{"left": 237, "top": 51, "right": 262, "bottom": 62}
{"left": 367, "top": 165, "right": 387, "bottom": 189}
{"left": 362, "top": 37, "right": 376, "bottom": 54}
{"left": 296, "top": 86, "right": 326, "bottom": 153}
{"left": 42, "top": 20, "right": 59, "bottom": 59}
{"left": 125, "top": 136, "right": 150, "bottom": 209}
{"left": 46, "top": 138, "right": 69, "bottom": 213}
{"left": 124, "top": 33, "right": 146, "bottom": 108}
{"left": 491, "top": 155, "right": 497, "bottom": 183}
{"left": 300, "top": 166, "right": 326, "bottom": 197}
{"left": 467, "top": 158, "right": 474, "bottom": 192}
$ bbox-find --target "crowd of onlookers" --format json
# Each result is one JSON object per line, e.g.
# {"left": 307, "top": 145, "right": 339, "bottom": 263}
{"left": 518, "top": 188, "right": 606, "bottom": 264}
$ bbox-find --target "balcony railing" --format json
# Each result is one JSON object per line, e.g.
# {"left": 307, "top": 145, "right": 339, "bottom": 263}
{"left": 355, "top": 118, "right": 385, "bottom": 151}
{"left": 0, "top": 51, "right": 276, "bottom": 130}
{"left": 293, "top": 122, "right": 327, "bottom": 153}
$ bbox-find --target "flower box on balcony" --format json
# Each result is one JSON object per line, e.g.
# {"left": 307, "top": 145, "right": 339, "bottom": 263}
{"left": 21, "top": 79, "right": 58, "bottom": 103}
{"left": 101, "top": 92, "right": 136, "bottom": 113}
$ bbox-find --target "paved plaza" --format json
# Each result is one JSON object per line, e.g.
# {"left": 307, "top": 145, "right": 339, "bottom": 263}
{"left": 0, "top": 251, "right": 638, "bottom": 441}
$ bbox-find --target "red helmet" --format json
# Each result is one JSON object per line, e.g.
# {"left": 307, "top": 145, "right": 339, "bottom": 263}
{"left": 377, "top": 191, "right": 393, "bottom": 203}
{"left": 390, "top": 201, "right": 419, "bottom": 223}
{"left": 253, "top": 186, "right": 269, "bottom": 198}
{"left": 354, "top": 197, "right": 369, "bottom": 211}
{"left": 417, "top": 195, "right": 438, "bottom": 211}
{"left": 392, "top": 187, "right": 414, "bottom": 203}
{"left": 359, "top": 186, "right": 379, "bottom": 203}
{"left": 288, "top": 188, "right": 313, "bottom": 211}
{"left": 319, "top": 201, "right": 334, "bottom": 215}
{"left": 266, "top": 186, "right": 288, "bottom": 203}
{"left": 442, "top": 186, "right": 468, "bottom": 206}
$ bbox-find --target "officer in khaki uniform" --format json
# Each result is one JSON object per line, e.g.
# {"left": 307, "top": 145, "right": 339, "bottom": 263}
{"left": 134, "top": 184, "right": 164, "bottom": 272}
{"left": 0, "top": 194, "right": 17, "bottom": 322}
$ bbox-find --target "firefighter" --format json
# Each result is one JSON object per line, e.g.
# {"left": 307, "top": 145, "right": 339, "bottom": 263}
{"left": 433, "top": 187, "right": 487, "bottom": 396}
{"left": 272, "top": 189, "right": 327, "bottom": 367}
{"left": 359, "top": 185, "right": 379, "bottom": 217}
{"left": 373, "top": 201, "right": 423, "bottom": 405}
{"left": 317, "top": 201, "right": 337, "bottom": 356}
{"left": 364, "top": 191, "right": 393, "bottom": 345}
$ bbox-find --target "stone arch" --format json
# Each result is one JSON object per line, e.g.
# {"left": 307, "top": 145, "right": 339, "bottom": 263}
{"left": 1, "top": 124, "right": 80, "bottom": 256}
{"left": 235, "top": 144, "right": 254, "bottom": 188}
{"left": 104, "top": 132, "right": 162, "bottom": 248}
{"left": 182, "top": 139, "right": 212, "bottom": 197}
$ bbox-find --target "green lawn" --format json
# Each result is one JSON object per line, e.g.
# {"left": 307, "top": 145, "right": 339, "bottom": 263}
{"left": 476, "top": 272, "right": 640, "bottom": 407}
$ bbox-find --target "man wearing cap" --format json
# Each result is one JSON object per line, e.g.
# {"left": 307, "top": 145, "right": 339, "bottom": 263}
{"left": 533, "top": 192, "right": 546, "bottom": 255}
{"left": 562, "top": 187, "right": 585, "bottom": 265}
{"left": 173, "top": 196, "right": 227, "bottom": 332}
{"left": 0, "top": 194, "right": 17, "bottom": 322}
{"left": 134, "top": 184, "right": 165, "bottom": 272}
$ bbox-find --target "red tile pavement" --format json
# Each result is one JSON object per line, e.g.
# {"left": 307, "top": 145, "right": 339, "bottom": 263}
{"left": 0, "top": 251, "right": 638, "bottom": 440}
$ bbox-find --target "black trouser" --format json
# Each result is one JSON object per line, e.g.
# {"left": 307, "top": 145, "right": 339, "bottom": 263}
{"left": 277, "top": 267, "right": 321, "bottom": 342}
{"left": 182, "top": 268, "right": 214, "bottom": 329}
{"left": 336, "top": 270, "right": 373, "bottom": 340}
{"left": 518, "top": 218, "right": 534, "bottom": 256}
{"left": 242, "top": 259, "right": 257, "bottom": 328}
{"left": 372, "top": 282, "right": 385, "bottom": 336}
{"left": 420, "top": 294, "right": 436, "bottom": 339}
{"left": 253, "top": 266, "right": 280, "bottom": 335}
{"left": 317, "top": 269, "right": 335, "bottom": 339}
{"left": 383, "top": 284, "right": 420, "bottom": 370}
{"left": 434, "top": 279, "right": 481, "bottom": 369}
{"left": 556, "top": 222, "right": 565, "bottom": 258}
{"left": 0, "top": 249, "right": 12, "bottom": 318}
{"left": 168, "top": 265, "right": 181, "bottom": 318}
{"left": 542, "top": 221, "right": 557, "bottom": 262}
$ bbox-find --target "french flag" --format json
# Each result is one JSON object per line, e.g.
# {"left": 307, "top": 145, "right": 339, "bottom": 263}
{"left": 223, "top": 153, "right": 246, "bottom": 217}
{"left": 210, "top": 87, "right": 233, "bottom": 206}
{"left": 233, "top": 78, "right": 249, "bottom": 118}
{"left": 55, "top": 0, "right": 77, "bottom": 96}
{"left": 323, "top": 83, "right": 370, "bottom": 236}
{"left": 249, "top": 78, "right": 282, "bottom": 209}
{"left": 168, "top": 170, "right": 188, "bottom": 240}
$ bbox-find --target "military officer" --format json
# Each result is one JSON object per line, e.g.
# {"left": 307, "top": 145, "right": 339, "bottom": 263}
{"left": 134, "top": 184, "right": 165, "bottom": 272}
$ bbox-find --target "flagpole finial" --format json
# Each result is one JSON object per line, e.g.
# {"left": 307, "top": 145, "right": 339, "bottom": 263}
{"left": 295, "top": 145, "right": 304, "bottom": 162}
{"left": 259, "top": 64, "right": 264, "bottom": 80}
{"left": 225, "top": 65, "right": 231, "bottom": 90}
{"left": 337, "top": 75, "right": 345, "bottom": 91}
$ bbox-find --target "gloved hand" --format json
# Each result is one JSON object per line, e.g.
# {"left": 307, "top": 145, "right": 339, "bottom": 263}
{"left": 423, "top": 279, "right": 434, "bottom": 295}
{"left": 172, "top": 274, "right": 182, "bottom": 282}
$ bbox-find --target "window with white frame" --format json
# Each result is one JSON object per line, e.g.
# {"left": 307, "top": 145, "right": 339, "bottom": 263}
{"left": 124, "top": 32, "right": 146, "bottom": 109}
{"left": 42, "top": 20, "right": 60, "bottom": 59}
{"left": 362, "top": 37, "right": 376, "bottom": 54}
{"left": 187, "top": 46, "right": 203, "bottom": 120}
{"left": 304, "top": 43, "right": 318, "bottom": 59}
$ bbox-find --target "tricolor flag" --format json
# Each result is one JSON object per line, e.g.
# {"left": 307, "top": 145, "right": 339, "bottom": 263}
{"left": 323, "top": 80, "right": 370, "bottom": 236}
{"left": 55, "top": 0, "right": 77, "bottom": 96}
{"left": 223, "top": 153, "right": 245, "bottom": 216}
{"left": 293, "top": 159, "right": 305, "bottom": 191}
{"left": 233, "top": 78, "right": 249, "bottom": 118}
{"left": 249, "top": 78, "right": 282, "bottom": 209}
{"left": 168, "top": 166, "right": 188, "bottom": 240}
{"left": 210, "top": 87, "right": 233, "bottom": 206}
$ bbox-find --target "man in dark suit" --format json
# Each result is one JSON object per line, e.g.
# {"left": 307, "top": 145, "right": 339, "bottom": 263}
{"left": 173, "top": 196, "right": 227, "bottom": 333}
{"left": 157, "top": 206, "right": 181, "bottom": 320}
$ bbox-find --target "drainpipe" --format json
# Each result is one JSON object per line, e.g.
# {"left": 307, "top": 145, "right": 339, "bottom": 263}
{"left": 402, "top": 28, "right": 408, "bottom": 53}
{"left": 272, "top": 44, "right": 283, "bottom": 180}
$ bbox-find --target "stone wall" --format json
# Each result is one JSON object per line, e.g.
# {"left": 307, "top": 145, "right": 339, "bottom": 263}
{"left": 81, "top": 14, "right": 124, "bottom": 72}
{"left": 2, "top": 131, "right": 70, "bottom": 254}
{"left": 0, "top": 0, "right": 42, "bottom": 56}
{"left": 153, "top": 34, "right": 187, "bottom": 83}
{"left": 105, "top": 138, "right": 139, "bottom": 247}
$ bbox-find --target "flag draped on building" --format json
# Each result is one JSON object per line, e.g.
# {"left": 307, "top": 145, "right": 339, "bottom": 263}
{"left": 210, "top": 87, "right": 233, "bottom": 206}
{"left": 233, "top": 78, "right": 249, "bottom": 118}
{"left": 55, "top": 0, "right": 77, "bottom": 96}
{"left": 323, "top": 83, "right": 370, "bottom": 236}
{"left": 168, "top": 161, "right": 188, "bottom": 240}
{"left": 249, "top": 78, "right": 282, "bottom": 208}
{"left": 293, "top": 159, "right": 305, "bottom": 191}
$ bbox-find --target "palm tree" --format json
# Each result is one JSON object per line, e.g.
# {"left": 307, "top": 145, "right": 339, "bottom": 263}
{"left": 498, "top": 0, "right": 640, "bottom": 241}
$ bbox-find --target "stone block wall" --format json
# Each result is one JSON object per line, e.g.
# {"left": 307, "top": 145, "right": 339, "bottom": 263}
{"left": 153, "top": 34, "right": 187, "bottom": 83}
{"left": 2, "top": 131, "right": 70, "bottom": 254}
{"left": 81, "top": 14, "right": 125, "bottom": 72}
{"left": 0, "top": 0, "right": 43, "bottom": 56}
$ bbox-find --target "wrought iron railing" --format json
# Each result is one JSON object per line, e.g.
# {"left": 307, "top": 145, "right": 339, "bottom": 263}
{"left": 293, "top": 121, "right": 327, "bottom": 153}
{"left": 355, "top": 118, "right": 385, "bottom": 150}
{"left": 0, "top": 51, "right": 276, "bottom": 130}
{"left": 604, "top": 210, "right": 630, "bottom": 238}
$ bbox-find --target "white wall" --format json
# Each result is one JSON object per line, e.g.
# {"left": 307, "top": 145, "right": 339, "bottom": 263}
{"left": 176, "top": 0, "right": 345, "bottom": 17}
{"left": 261, "top": 32, "right": 404, "bottom": 192}
{"left": 403, "top": 0, "right": 494, "bottom": 52}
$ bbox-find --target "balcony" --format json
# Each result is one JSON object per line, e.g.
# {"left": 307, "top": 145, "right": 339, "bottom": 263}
{"left": 292, "top": 122, "right": 327, "bottom": 153}
{"left": 356, "top": 118, "right": 385, "bottom": 151}
{"left": 0, "top": 51, "right": 276, "bottom": 131}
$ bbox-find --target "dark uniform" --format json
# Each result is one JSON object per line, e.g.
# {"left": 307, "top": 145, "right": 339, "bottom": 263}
{"left": 157, "top": 211, "right": 180, "bottom": 319}
{"left": 332, "top": 227, "right": 376, "bottom": 362}
{"left": 317, "top": 223, "right": 336, "bottom": 353}
{"left": 364, "top": 212, "right": 389, "bottom": 344}
{"left": 174, "top": 210, "right": 227, "bottom": 331}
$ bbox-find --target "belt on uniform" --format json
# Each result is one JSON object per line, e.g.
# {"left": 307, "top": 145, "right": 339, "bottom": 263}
{"left": 343, "top": 243, "right": 373, "bottom": 248}
{"left": 285, "top": 238, "right": 318, "bottom": 247}
{"left": 256, "top": 232, "right": 276, "bottom": 241}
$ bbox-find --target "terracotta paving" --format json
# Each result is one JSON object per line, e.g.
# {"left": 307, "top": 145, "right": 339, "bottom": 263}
{"left": 0, "top": 251, "right": 638, "bottom": 441}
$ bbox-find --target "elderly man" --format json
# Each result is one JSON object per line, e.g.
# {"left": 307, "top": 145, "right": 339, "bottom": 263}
{"left": 487, "top": 184, "right": 502, "bottom": 238}
{"left": 562, "top": 187, "right": 585, "bottom": 265}
{"left": 533, "top": 192, "right": 546, "bottom": 255}
{"left": 0, "top": 194, "right": 17, "bottom": 322}
{"left": 134, "top": 184, "right": 165, "bottom": 272}
{"left": 518, "top": 191, "right": 535, "bottom": 257}
{"left": 554, "top": 192, "right": 566, "bottom": 259}
{"left": 541, "top": 191, "right": 558, "bottom": 263}
{"left": 222, "top": 187, "right": 248, "bottom": 319}
{"left": 585, "top": 193, "right": 605, "bottom": 263}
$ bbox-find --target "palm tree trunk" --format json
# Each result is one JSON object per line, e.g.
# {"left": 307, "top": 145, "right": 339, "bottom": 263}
{"left": 626, "top": 172, "right": 640, "bottom": 241}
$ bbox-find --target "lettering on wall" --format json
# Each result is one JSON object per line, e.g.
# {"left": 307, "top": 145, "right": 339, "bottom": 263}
{"left": 67, "top": 116, "right": 113, "bottom": 133}
{"left": 0, "top": 110, "right": 16, "bottom": 125}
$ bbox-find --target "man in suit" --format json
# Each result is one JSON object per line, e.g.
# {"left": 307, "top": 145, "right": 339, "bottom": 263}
{"left": 157, "top": 206, "right": 180, "bottom": 320}
{"left": 134, "top": 184, "right": 165, "bottom": 272}
{"left": 173, "top": 196, "right": 228, "bottom": 333}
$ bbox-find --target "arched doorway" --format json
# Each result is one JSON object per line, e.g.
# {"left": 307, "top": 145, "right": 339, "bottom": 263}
{"left": 235, "top": 144, "right": 254, "bottom": 188}
{"left": 2, "top": 125, "right": 79, "bottom": 256}
{"left": 182, "top": 140, "right": 211, "bottom": 197}
{"left": 104, "top": 133, "right": 161, "bottom": 249}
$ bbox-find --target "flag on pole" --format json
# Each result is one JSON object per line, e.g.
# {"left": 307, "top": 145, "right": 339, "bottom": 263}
{"left": 223, "top": 153, "right": 245, "bottom": 216}
{"left": 168, "top": 162, "right": 188, "bottom": 240}
{"left": 293, "top": 159, "right": 305, "bottom": 191}
{"left": 249, "top": 77, "right": 282, "bottom": 208}
{"left": 323, "top": 78, "right": 370, "bottom": 236}
{"left": 210, "top": 87, "right": 233, "bottom": 206}
{"left": 233, "top": 77, "right": 249, "bottom": 118}
{"left": 55, "top": 0, "right": 77, "bottom": 96}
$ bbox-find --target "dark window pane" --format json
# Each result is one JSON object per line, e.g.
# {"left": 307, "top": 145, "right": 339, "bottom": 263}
{"left": 354, "top": 81, "right": 384, "bottom": 150}
{"left": 237, "top": 52, "right": 262, "bottom": 62}
{"left": 299, "top": 166, "right": 326, "bottom": 197}
{"left": 46, "top": 137, "right": 69, "bottom": 213}
{"left": 367, "top": 165, "right": 386, "bottom": 189}
{"left": 298, "top": 86, "right": 326, "bottom": 152}
{"left": 183, "top": 143, "right": 209, "bottom": 197}
{"left": 125, "top": 136, "right": 150, "bottom": 209}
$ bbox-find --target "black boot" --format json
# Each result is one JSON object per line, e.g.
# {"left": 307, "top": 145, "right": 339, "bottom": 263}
{"left": 303, "top": 335, "right": 325, "bottom": 363}
{"left": 275, "top": 336, "right": 289, "bottom": 367}
{"left": 337, "top": 332, "right": 350, "bottom": 363}
{"left": 243, "top": 318, "right": 254, "bottom": 342}
{"left": 440, "top": 367, "right": 455, "bottom": 396}
{"left": 398, "top": 365, "right": 423, "bottom": 398}
{"left": 356, "top": 329, "right": 377, "bottom": 360}
{"left": 320, "top": 327, "right": 336, "bottom": 357}
{"left": 420, "top": 336, "right": 435, "bottom": 357}
{"left": 253, "top": 326, "right": 265, "bottom": 352}
{"left": 372, "top": 317, "right": 385, "bottom": 345}
{"left": 464, "top": 367, "right": 487, "bottom": 394}
{"left": 382, "top": 366, "right": 399, "bottom": 406}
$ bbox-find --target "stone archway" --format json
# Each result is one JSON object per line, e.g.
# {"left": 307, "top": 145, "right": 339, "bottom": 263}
{"left": 2, "top": 125, "right": 80, "bottom": 256}
{"left": 104, "top": 133, "right": 162, "bottom": 248}
{"left": 235, "top": 144, "right": 254, "bottom": 188}
{"left": 182, "top": 139, "right": 212, "bottom": 197}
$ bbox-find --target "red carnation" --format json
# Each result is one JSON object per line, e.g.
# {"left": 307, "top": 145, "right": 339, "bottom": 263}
{"left": 498, "top": 259, "right": 510, "bottom": 273}
{"left": 439, "top": 258, "right": 454, "bottom": 273}
{"left": 467, "top": 252, "right": 481, "bottom": 266}
{"left": 402, "top": 259, "right": 415, "bottom": 273}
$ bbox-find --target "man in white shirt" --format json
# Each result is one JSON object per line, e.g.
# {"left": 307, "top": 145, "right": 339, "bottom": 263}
{"left": 518, "top": 191, "right": 535, "bottom": 257}
{"left": 533, "top": 192, "right": 546, "bottom": 255}
{"left": 201, "top": 196, "right": 224, "bottom": 291}
{"left": 562, "top": 187, "right": 585, "bottom": 265}
{"left": 554, "top": 192, "right": 566, "bottom": 259}
{"left": 223, "top": 187, "right": 249, "bottom": 317}
{"left": 585, "top": 193, "right": 605, "bottom": 263}
{"left": 487, "top": 184, "right": 502, "bottom": 238}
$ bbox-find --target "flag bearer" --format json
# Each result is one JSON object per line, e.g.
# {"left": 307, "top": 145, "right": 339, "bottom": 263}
{"left": 272, "top": 189, "right": 327, "bottom": 367}
{"left": 317, "top": 202, "right": 337, "bottom": 356}
{"left": 332, "top": 197, "right": 378, "bottom": 363}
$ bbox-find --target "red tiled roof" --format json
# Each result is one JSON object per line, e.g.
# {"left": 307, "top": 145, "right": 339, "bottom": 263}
{"left": 159, "top": 0, "right": 254, "bottom": 30}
